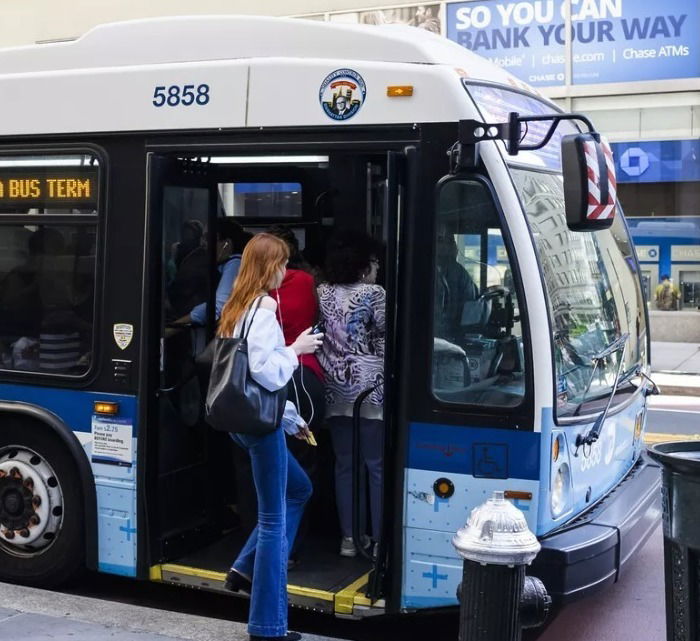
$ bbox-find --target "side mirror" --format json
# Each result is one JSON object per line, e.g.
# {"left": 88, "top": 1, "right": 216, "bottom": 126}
{"left": 561, "top": 133, "right": 617, "bottom": 232}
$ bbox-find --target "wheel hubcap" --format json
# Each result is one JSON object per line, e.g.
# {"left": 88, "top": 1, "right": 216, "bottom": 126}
{"left": 0, "top": 448, "right": 63, "bottom": 555}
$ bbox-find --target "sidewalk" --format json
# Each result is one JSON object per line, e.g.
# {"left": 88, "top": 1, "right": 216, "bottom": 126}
{"left": 651, "top": 341, "right": 700, "bottom": 396}
{"left": 0, "top": 582, "right": 342, "bottom": 641}
{"left": 651, "top": 341, "right": 700, "bottom": 374}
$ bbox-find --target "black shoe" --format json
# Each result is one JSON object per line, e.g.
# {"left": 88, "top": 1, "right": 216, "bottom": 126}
{"left": 249, "top": 633, "right": 301, "bottom": 641}
{"left": 224, "top": 568, "right": 252, "bottom": 594}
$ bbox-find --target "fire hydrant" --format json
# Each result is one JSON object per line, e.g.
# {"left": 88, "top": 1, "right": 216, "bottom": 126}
{"left": 452, "top": 491, "right": 551, "bottom": 641}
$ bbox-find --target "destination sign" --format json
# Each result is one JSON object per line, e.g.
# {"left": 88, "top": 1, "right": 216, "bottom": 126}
{"left": 0, "top": 168, "right": 98, "bottom": 209}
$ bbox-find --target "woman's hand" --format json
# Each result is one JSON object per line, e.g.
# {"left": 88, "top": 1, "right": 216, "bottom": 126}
{"left": 293, "top": 423, "right": 309, "bottom": 440}
{"left": 291, "top": 327, "right": 323, "bottom": 356}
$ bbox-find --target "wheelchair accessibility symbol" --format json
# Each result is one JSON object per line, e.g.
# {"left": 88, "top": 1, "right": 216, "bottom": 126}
{"left": 473, "top": 443, "right": 508, "bottom": 479}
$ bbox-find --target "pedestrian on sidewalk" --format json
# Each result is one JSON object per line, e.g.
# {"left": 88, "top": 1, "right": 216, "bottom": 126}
{"left": 655, "top": 275, "right": 680, "bottom": 311}
{"left": 218, "top": 233, "right": 323, "bottom": 641}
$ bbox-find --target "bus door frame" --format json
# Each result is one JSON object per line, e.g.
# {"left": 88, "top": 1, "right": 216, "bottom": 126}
{"left": 143, "top": 153, "right": 220, "bottom": 562}
{"left": 143, "top": 128, "right": 422, "bottom": 608}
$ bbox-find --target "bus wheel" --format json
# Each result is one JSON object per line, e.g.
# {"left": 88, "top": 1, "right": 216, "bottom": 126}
{"left": 0, "top": 422, "right": 84, "bottom": 587}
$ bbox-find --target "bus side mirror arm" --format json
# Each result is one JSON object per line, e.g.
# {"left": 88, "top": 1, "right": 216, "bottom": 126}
{"left": 453, "top": 112, "right": 596, "bottom": 161}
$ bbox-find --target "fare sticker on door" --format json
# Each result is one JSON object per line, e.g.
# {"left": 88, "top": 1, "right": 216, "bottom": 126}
{"left": 113, "top": 323, "right": 134, "bottom": 350}
{"left": 91, "top": 416, "right": 133, "bottom": 468}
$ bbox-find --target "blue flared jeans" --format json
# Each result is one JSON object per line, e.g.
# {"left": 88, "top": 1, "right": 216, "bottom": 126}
{"left": 230, "top": 429, "right": 312, "bottom": 638}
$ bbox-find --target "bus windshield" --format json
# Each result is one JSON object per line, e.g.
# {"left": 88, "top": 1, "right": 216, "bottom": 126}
{"left": 511, "top": 168, "right": 647, "bottom": 418}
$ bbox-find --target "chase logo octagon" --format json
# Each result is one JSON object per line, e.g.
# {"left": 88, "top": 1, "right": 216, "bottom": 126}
{"left": 319, "top": 69, "right": 366, "bottom": 121}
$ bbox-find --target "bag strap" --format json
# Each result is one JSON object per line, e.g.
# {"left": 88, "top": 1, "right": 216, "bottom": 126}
{"left": 237, "top": 296, "right": 264, "bottom": 339}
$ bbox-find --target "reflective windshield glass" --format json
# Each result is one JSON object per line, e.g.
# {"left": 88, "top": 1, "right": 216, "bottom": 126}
{"left": 511, "top": 169, "right": 647, "bottom": 417}
{"left": 432, "top": 179, "right": 526, "bottom": 408}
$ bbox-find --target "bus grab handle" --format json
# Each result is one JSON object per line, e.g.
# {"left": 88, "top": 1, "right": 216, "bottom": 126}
{"left": 351, "top": 385, "right": 382, "bottom": 563}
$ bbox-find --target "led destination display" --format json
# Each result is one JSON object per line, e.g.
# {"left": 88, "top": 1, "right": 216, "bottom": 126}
{"left": 0, "top": 168, "right": 98, "bottom": 209}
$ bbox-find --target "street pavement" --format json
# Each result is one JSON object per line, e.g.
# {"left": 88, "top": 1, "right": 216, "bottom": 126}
{"left": 533, "top": 525, "right": 665, "bottom": 641}
{"left": 0, "top": 582, "right": 344, "bottom": 641}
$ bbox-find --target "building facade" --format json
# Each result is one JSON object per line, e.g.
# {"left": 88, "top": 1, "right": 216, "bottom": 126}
{"left": 1, "top": 0, "right": 698, "bottom": 308}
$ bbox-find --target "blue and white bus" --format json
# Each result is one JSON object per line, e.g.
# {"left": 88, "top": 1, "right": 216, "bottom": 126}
{"left": 0, "top": 16, "right": 659, "bottom": 618}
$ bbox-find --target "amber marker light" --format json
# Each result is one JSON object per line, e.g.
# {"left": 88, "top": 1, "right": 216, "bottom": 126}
{"left": 634, "top": 414, "right": 643, "bottom": 441}
{"left": 504, "top": 491, "right": 533, "bottom": 501}
{"left": 387, "top": 86, "right": 414, "bottom": 97}
{"left": 433, "top": 477, "right": 455, "bottom": 499}
{"left": 552, "top": 436, "right": 560, "bottom": 462}
{"left": 94, "top": 401, "right": 120, "bottom": 415}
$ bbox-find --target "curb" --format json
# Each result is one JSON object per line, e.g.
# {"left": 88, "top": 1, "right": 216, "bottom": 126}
{"left": 656, "top": 384, "right": 700, "bottom": 397}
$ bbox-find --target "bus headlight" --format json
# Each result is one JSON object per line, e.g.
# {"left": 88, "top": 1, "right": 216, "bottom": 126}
{"left": 551, "top": 462, "right": 571, "bottom": 518}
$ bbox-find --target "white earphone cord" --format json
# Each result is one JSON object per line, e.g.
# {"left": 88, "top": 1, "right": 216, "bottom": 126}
{"left": 276, "top": 290, "right": 315, "bottom": 427}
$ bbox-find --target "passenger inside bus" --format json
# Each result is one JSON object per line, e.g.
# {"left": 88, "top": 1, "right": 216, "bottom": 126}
{"left": 167, "top": 219, "right": 207, "bottom": 319}
{"left": 318, "top": 230, "right": 385, "bottom": 559}
{"left": 172, "top": 218, "right": 252, "bottom": 328}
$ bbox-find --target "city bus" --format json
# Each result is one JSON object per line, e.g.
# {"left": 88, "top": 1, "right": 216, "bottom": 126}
{"left": 0, "top": 16, "right": 660, "bottom": 618}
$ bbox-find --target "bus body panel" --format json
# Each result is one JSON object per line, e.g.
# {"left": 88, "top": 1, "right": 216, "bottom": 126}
{"left": 0, "top": 383, "right": 139, "bottom": 577}
{"left": 401, "top": 423, "right": 540, "bottom": 610}
{"left": 537, "top": 393, "right": 647, "bottom": 535}
{"left": 0, "top": 59, "right": 482, "bottom": 137}
{"left": 248, "top": 60, "right": 473, "bottom": 128}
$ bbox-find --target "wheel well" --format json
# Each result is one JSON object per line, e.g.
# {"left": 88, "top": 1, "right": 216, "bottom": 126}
{"left": 0, "top": 404, "right": 97, "bottom": 569}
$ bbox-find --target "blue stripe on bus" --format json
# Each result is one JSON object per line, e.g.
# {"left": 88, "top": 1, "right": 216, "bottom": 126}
{"left": 408, "top": 422, "right": 540, "bottom": 481}
{"left": 98, "top": 562, "right": 137, "bottom": 578}
{"left": 0, "top": 383, "right": 138, "bottom": 434}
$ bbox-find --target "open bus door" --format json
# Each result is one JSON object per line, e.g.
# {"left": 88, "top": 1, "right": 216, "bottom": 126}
{"left": 144, "top": 146, "right": 415, "bottom": 618}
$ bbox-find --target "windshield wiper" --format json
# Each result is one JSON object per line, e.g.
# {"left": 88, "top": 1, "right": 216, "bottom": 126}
{"left": 572, "top": 333, "right": 629, "bottom": 417}
{"left": 575, "top": 333, "right": 629, "bottom": 452}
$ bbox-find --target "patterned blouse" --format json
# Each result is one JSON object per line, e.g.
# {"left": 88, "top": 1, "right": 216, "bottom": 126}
{"left": 317, "top": 283, "right": 385, "bottom": 420}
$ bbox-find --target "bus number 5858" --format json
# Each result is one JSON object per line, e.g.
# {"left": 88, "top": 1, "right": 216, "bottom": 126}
{"left": 152, "top": 84, "right": 210, "bottom": 107}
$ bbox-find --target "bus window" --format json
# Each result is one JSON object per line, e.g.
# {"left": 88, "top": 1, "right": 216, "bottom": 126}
{"left": 218, "top": 182, "right": 302, "bottom": 218}
{"left": 0, "top": 153, "right": 99, "bottom": 376}
{"left": 432, "top": 179, "right": 526, "bottom": 407}
{"left": 512, "top": 169, "right": 647, "bottom": 418}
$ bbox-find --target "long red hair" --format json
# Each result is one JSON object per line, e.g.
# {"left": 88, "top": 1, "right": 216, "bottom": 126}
{"left": 218, "top": 233, "right": 289, "bottom": 337}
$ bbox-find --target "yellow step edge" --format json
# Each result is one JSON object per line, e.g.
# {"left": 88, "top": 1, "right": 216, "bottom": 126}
{"left": 645, "top": 432, "right": 700, "bottom": 444}
{"left": 287, "top": 584, "right": 335, "bottom": 602}
{"left": 334, "top": 572, "right": 371, "bottom": 615}
{"left": 154, "top": 564, "right": 335, "bottom": 602}
{"left": 160, "top": 563, "right": 227, "bottom": 582}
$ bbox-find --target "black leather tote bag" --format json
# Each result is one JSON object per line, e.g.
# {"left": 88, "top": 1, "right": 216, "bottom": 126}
{"left": 205, "top": 299, "right": 286, "bottom": 435}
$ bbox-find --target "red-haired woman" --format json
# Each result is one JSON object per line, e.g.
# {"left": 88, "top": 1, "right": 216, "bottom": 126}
{"left": 218, "top": 233, "right": 322, "bottom": 641}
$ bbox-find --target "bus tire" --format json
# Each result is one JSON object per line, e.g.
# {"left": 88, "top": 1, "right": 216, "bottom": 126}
{"left": 0, "top": 418, "right": 85, "bottom": 587}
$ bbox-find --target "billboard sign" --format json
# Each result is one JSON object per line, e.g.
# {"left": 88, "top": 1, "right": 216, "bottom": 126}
{"left": 446, "top": 0, "right": 700, "bottom": 87}
{"left": 611, "top": 139, "right": 700, "bottom": 184}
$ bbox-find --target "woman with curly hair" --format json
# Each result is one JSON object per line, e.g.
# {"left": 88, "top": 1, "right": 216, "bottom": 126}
{"left": 317, "top": 230, "right": 385, "bottom": 558}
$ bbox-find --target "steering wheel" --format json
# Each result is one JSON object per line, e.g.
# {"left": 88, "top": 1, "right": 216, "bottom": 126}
{"left": 478, "top": 286, "right": 514, "bottom": 338}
